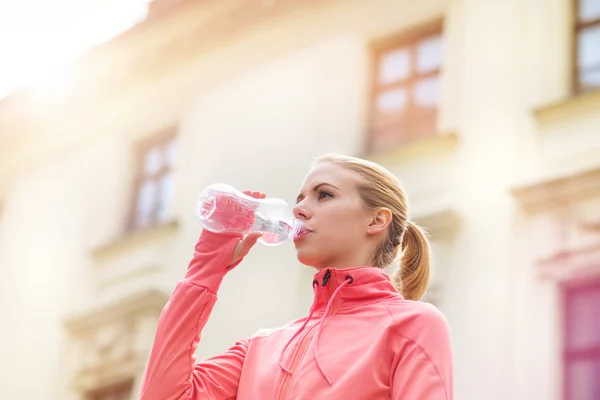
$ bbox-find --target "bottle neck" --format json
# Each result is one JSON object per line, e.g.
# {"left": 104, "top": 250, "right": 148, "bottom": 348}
{"left": 291, "top": 219, "right": 304, "bottom": 237}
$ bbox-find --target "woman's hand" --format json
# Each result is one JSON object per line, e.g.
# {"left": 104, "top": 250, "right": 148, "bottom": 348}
{"left": 229, "top": 190, "right": 265, "bottom": 266}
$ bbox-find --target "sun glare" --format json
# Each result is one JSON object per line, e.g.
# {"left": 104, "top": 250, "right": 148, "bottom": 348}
{"left": 0, "top": 0, "right": 150, "bottom": 100}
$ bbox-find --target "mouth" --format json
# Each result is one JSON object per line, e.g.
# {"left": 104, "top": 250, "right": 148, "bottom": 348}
{"left": 293, "top": 228, "right": 312, "bottom": 242}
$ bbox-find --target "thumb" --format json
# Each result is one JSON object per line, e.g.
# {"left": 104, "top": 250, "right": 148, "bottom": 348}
{"left": 230, "top": 232, "right": 263, "bottom": 266}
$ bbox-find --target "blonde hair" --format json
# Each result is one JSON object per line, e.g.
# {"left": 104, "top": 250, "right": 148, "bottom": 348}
{"left": 314, "top": 153, "right": 431, "bottom": 301}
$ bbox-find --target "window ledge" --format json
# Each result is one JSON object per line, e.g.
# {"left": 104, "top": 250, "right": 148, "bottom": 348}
{"left": 533, "top": 90, "right": 600, "bottom": 127}
{"left": 91, "top": 219, "right": 180, "bottom": 261}
{"left": 361, "top": 132, "right": 458, "bottom": 166}
{"left": 63, "top": 287, "right": 170, "bottom": 393}
{"left": 411, "top": 197, "right": 461, "bottom": 241}
{"left": 536, "top": 242, "right": 600, "bottom": 282}
{"left": 510, "top": 165, "right": 600, "bottom": 213}
{"left": 64, "top": 288, "right": 170, "bottom": 334}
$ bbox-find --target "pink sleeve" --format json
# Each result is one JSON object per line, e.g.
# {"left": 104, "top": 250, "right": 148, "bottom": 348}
{"left": 139, "top": 230, "right": 247, "bottom": 400}
{"left": 390, "top": 305, "right": 454, "bottom": 400}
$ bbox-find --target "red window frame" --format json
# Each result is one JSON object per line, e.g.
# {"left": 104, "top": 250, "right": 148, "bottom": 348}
{"left": 86, "top": 379, "right": 133, "bottom": 400}
{"left": 368, "top": 19, "right": 444, "bottom": 152}
{"left": 573, "top": 0, "right": 600, "bottom": 93}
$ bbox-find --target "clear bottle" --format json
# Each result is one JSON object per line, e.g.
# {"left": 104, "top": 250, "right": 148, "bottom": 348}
{"left": 196, "top": 183, "right": 304, "bottom": 246}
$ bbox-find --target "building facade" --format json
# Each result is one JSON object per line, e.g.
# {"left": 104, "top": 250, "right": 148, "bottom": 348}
{"left": 0, "top": 0, "right": 599, "bottom": 399}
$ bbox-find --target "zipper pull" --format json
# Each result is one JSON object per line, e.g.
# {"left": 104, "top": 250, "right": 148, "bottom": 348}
{"left": 322, "top": 269, "right": 331, "bottom": 286}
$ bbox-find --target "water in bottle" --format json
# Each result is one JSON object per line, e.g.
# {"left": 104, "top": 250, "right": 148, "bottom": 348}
{"left": 196, "top": 183, "right": 304, "bottom": 246}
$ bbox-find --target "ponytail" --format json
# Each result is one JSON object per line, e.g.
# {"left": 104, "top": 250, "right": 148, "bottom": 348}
{"left": 394, "top": 221, "right": 431, "bottom": 300}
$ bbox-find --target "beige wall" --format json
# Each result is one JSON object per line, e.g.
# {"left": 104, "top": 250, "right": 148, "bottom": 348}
{"left": 1, "top": 0, "right": 599, "bottom": 399}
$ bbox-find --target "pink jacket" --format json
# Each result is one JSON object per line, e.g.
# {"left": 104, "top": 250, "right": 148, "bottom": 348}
{"left": 140, "top": 230, "right": 453, "bottom": 400}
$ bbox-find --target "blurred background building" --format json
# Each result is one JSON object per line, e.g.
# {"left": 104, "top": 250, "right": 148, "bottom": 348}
{"left": 0, "top": 0, "right": 599, "bottom": 399}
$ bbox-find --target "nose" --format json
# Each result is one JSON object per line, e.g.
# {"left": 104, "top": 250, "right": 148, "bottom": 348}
{"left": 293, "top": 201, "right": 311, "bottom": 221}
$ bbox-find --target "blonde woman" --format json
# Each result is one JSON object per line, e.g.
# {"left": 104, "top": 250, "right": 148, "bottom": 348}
{"left": 140, "top": 154, "right": 454, "bottom": 399}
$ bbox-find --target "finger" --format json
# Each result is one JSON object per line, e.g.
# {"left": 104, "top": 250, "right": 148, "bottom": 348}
{"left": 245, "top": 232, "right": 263, "bottom": 247}
{"left": 246, "top": 231, "right": 263, "bottom": 241}
{"left": 242, "top": 190, "right": 263, "bottom": 199}
{"left": 231, "top": 232, "right": 261, "bottom": 265}
{"left": 239, "top": 232, "right": 263, "bottom": 256}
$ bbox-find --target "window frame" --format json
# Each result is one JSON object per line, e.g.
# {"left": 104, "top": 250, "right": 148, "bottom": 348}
{"left": 573, "top": 0, "right": 600, "bottom": 93}
{"left": 127, "top": 126, "right": 177, "bottom": 232}
{"left": 367, "top": 18, "right": 444, "bottom": 153}
{"left": 86, "top": 379, "right": 134, "bottom": 400}
{"left": 561, "top": 275, "right": 600, "bottom": 400}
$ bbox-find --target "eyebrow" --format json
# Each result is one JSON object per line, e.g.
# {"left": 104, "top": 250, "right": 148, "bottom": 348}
{"left": 296, "top": 183, "right": 340, "bottom": 203}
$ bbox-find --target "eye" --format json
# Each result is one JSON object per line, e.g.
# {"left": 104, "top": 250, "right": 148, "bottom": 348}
{"left": 317, "top": 190, "right": 333, "bottom": 200}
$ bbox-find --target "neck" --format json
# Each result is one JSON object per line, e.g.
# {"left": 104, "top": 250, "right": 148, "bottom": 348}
{"left": 313, "top": 254, "right": 374, "bottom": 271}
{"left": 309, "top": 241, "right": 380, "bottom": 271}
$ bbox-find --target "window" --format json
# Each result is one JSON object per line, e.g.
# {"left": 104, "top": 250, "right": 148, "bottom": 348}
{"left": 574, "top": 0, "right": 600, "bottom": 92}
{"left": 129, "top": 128, "right": 177, "bottom": 231}
{"left": 562, "top": 277, "right": 600, "bottom": 400}
{"left": 369, "top": 19, "right": 444, "bottom": 152}
{"left": 86, "top": 379, "right": 133, "bottom": 400}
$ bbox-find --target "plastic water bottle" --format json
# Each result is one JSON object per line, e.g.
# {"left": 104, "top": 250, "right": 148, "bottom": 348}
{"left": 196, "top": 183, "right": 304, "bottom": 246}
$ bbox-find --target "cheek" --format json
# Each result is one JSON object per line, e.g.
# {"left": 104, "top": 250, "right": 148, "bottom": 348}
{"left": 322, "top": 208, "right": 365, "bottom": 242}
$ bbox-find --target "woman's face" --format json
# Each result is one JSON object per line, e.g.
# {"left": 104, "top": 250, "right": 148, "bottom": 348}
{"left": 293, "top": 162, "right": 378, "bottom": 269}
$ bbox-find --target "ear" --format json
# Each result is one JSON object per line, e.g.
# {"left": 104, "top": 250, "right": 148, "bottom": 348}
{"left": 367, "top": 207, "right": 392, "bottom": 235}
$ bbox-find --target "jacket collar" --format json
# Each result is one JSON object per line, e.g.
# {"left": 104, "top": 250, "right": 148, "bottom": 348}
{"left": 310, "top": 266, "right": 401, "bottom": 312}
{"left": 279, "top": 266, "right": 402, "bottom": 384}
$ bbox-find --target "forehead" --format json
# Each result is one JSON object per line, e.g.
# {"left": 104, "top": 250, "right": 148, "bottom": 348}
{"left": 299, "top": 162, "right": 361, "bottom": 190}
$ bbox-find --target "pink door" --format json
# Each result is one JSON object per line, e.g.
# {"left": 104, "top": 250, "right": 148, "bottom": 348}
{"left": 562, "top": 277, "right": 600, "bottom": 400}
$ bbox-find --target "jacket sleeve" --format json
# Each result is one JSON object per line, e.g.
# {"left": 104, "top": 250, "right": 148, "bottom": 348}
{"left": 139, "top": 230, "right": 248, "bottom": 400}
{"left": 390, "top": 305, "right": 454, "bottom": 400}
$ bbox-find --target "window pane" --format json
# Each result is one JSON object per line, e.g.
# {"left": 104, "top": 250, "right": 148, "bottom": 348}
{"left": 414, "top": 76, "right": 441, "bottom": 107}
{"left": 157, "top": 172, "right": 174, "bottom": 222}
{"left": 566, "top": 358, "right": 600, "bottom": 400}
{"left": 579, "top": 0, "right": 600, "bottom": 22}
{"left": 135, "top": 180, "right": 157, "bottom": 228}
{"left": 417, "top": 35, "right": 443, "bottom": 73}
{"left": 144, "top": 146, "right": 162, "bottom": 175}
{"left": 566, "top": 285, "right": 600, "bottom": 350}
{"left": 580, "top": 67, "right": 600, "bottom": 89}
{"left": 578, "top": 26, "right": 600, "bottom": 69}
{"left": 376, "top": 88, "right": 408, "bottom": 113}
{"left": 379, "top": 48, "right": 411, "bottom": 84}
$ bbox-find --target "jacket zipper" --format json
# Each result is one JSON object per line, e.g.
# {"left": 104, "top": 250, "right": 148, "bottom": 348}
{"left": 277, "top": 322, "right": 319, "bottom": 399}
{"left": 277, "top": 269, "right": 338, "bottom": 399}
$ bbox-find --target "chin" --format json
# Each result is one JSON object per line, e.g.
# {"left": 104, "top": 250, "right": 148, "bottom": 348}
{"left": 295, "top": 248, "right": 324, "bottom": 269}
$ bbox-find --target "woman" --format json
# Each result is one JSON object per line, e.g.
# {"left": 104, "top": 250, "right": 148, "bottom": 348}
{"left": 140, "top": 154, "right": 454, "bottom": 400}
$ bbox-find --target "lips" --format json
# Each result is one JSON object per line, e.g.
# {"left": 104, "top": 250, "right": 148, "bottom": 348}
{"left": 293, "top": 228, "right": 312, "bottom": 242}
